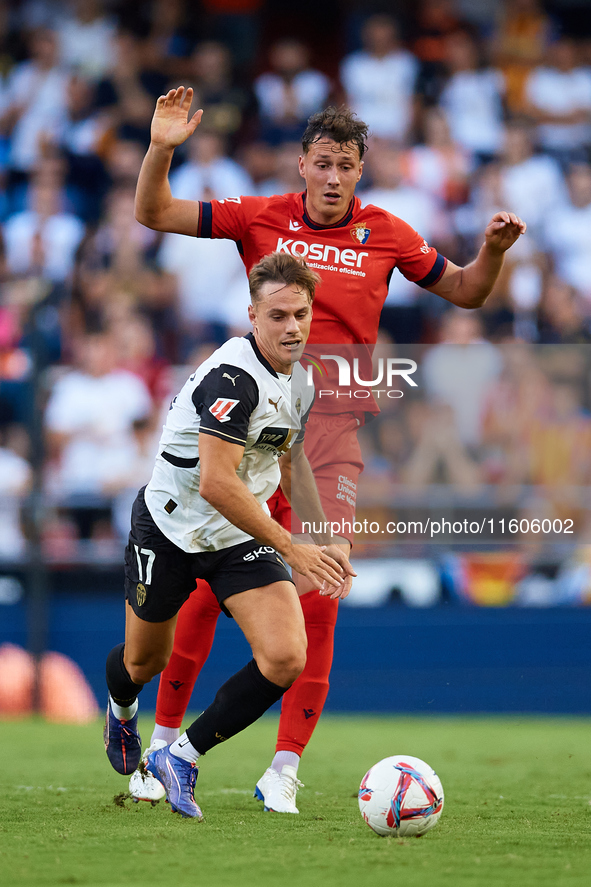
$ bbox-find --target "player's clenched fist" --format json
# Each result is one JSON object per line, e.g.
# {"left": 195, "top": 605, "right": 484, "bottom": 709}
{"left": 151, "top": 86, "right": 203, "bottom": 150}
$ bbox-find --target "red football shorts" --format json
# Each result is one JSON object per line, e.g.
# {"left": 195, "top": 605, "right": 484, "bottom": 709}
{"left": 268, "top": 412, "right": 364, "bottom": 544}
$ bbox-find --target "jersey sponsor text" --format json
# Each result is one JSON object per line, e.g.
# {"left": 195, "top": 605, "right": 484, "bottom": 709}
{"left": 275, "top": 237, "right": 368, "bottom": 270}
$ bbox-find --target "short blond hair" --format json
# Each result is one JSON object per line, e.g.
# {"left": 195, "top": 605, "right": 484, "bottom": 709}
{"left": 249, "top": 251, "right": 321, "bottom": 304}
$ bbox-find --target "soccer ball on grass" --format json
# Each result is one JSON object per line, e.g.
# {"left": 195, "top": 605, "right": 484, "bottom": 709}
{"left": 358, "top": 754, "right": 444, "bottom": 837}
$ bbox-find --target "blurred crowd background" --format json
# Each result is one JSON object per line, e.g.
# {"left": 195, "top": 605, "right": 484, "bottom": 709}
{"left": 0, "top": 0, "right": 591, "bottom": 607}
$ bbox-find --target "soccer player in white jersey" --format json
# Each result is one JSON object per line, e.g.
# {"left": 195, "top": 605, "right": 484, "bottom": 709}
{"left": 103, "top": 252, "right": 355, "bottom": 817}
{"left": 131, "top": 87, "right": 525, "bottom": 813}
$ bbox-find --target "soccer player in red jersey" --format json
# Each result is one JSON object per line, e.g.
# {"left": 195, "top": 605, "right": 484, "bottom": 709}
{"left": 132, "top": 87, "right": 526, "bottom": 812}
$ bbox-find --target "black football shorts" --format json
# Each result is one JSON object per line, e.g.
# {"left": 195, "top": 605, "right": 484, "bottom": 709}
{"left": 124, "top": 487, "right": 293, "bottom": 622}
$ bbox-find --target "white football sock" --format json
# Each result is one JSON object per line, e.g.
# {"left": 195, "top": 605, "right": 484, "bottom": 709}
{"left": 271, "top": 751, "right": 300, "bottom": 774}
{"left": 151, "top": 724, "right": 180, "bottom": 746}
{"left": 110, "top": 697, "right": 138, "bottom": 721}
{"left": 170, "top": 732, "right": 201, "bottom": 764}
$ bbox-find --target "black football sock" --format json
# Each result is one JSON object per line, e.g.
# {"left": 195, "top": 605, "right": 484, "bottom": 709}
{"left": 106, "top": 642, "right": 144, "bottom": 706}
{"left": 185, "top": 659, "right": 286, "bottom": 754}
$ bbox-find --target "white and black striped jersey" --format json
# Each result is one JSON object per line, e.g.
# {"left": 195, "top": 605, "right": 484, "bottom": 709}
{"left": 145, "top": 333, "right": 314, "bottom": 553}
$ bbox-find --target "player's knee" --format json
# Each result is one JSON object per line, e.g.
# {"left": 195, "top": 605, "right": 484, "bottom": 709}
{"left": 275, "top": 653, "right": 306, "bottom": 688}
{"left": 260, "top": 642, "right": 306, "bottom": 688}
{"left": 286, "top": 645, "right": 307, "bottom": 684}
{"left": 125, "top": 651, "right": 169, "bottom": 685}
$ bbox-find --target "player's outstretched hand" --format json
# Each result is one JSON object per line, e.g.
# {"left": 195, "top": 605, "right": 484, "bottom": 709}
{"left": 151, "top": 87, "right": 203, "bottom": 150}
{"left": 284, "top": 543, "right": 350, "bottom": 593}
{"left": 318, "top": 544, "right": 357, "bottom": 600}
{"left": 484, "top": 212, "right": 527, "bottom": 253}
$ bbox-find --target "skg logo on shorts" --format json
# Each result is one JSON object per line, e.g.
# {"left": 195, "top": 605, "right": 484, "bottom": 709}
{"left": 243, "top": 546, "right": 277, "bottom": 562}
{"left": 136, "top": 583, "right": 147, "bottom": 606}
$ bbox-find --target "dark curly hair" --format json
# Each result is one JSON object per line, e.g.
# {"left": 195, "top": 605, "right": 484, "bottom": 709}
{"left": 301, "top": 106, "right": 369, "bottom": 160}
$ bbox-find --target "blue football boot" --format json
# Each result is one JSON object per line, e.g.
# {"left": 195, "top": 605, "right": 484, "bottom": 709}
{"left": 146, "top": 745, "right": 204, "bottom": 820}
{"left": 103, "top": 699, "right": 142, "bottom": 775}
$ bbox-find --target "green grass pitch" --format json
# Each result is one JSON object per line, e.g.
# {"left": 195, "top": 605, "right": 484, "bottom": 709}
{"left": 1, "top": 714, "right": 590, "bottom": 887}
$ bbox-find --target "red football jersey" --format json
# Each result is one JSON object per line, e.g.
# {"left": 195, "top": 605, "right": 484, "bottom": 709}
{"left": 197, "top": 191, "right": 446, "bottom": 347}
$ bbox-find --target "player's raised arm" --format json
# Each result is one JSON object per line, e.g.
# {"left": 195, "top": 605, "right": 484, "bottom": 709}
{"left": 428, "top": 211, "right": 527, "bottom": 310}
{"left": 134, "top": 86, "right": 204, "bottom": 235}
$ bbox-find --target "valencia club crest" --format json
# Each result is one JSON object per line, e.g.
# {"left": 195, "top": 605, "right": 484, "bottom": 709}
{"left": 350, "top": 223, "right": 371, "bottom": 245}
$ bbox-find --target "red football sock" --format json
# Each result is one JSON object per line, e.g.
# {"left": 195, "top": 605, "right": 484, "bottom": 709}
{"left": 155, "top": 580, "right": 221, "bottom": 728}
{"left": 275, "top": 589, "right": 339, "bottom": 756}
